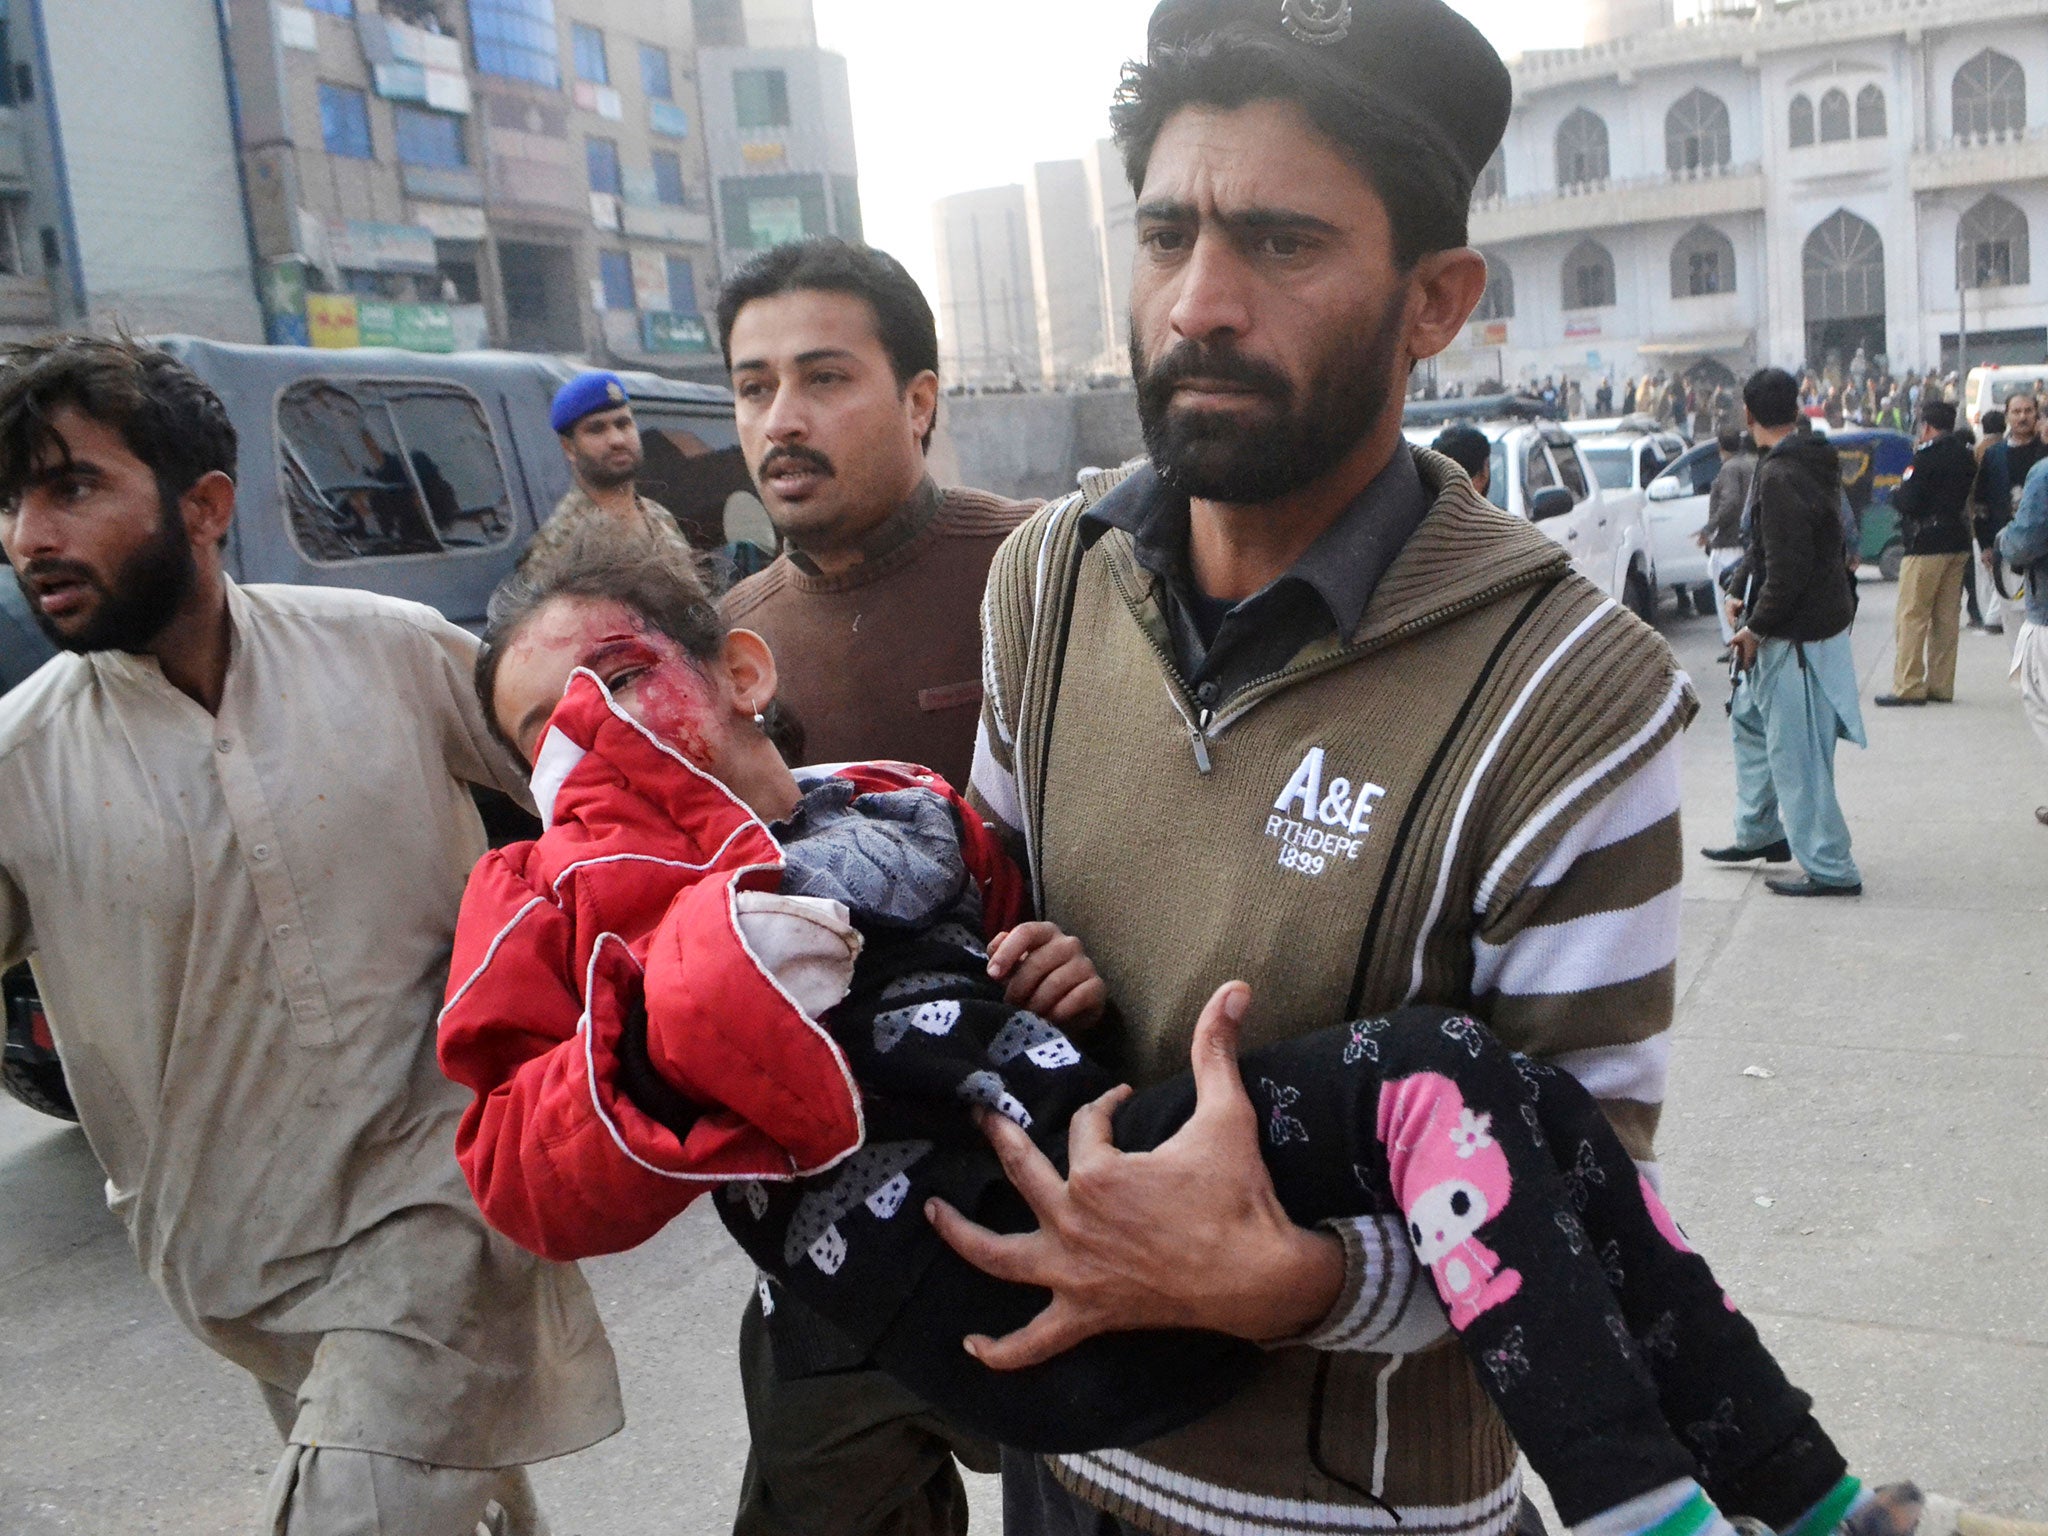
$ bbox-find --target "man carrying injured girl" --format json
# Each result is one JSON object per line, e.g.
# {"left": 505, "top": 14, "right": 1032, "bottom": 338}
{"left": 437, "top": 522, "right": 2037, "bottom": 1536}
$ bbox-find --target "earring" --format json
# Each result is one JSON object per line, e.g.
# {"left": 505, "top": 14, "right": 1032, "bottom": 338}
{"left": 752, "top": 702, "right": 766, "bottom": 728}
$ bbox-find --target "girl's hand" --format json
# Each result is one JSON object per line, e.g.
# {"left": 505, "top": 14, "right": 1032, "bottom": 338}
{"left": 985, "top": 922, "right": 1107, "bottom": 1029}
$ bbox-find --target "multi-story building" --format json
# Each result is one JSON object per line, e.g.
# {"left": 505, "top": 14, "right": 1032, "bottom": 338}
{"left": 1441, "top": 0, "right": 2048, "bottom": 393}
{"left": 220, "top": 0, "right": 719, "bottom": 370}
{"left": 1026, "top": 159, "right": 1107, "bottom": 387}
{"left": 932, "top": 184, "right": 1042, "bottom": 389}
{"left": 1086, "top": 139, "right": 1138, "bottom": 378}
{"left": 7, "top": 0, "right": 264, "bottom": 343}
{"left": 935, "top": 141, "right": 1139, "bottom": 390}
{"left": 696, "top": 0, "right": 861, "bottom": 296}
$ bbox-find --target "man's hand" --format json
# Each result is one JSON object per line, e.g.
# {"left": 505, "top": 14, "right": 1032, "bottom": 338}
{"left": 1730, "top": 626, "right": 1761, "bottom": 671}
{"left": 1982, "top": 547, "right": 1997, "bottom": 570}
{"left": 924, "top": 982, "right": 1344, "bottom": 1370}
{"left": 986, "top": 922, "right": 1107, "bottom": 1029}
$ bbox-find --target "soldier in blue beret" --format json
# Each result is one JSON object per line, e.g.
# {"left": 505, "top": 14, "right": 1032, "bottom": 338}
{"left": 525, "top": 370, "right": 691, "bottom": 569}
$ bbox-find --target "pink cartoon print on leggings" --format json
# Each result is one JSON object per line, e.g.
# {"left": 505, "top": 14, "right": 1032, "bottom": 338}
{"left": 1378, "top": 1071, "right": 1524, "bottom": 1329}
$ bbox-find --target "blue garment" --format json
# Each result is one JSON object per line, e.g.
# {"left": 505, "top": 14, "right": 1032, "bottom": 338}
{"left": 1730, "top": 633, "right": 1863, "bottom": 888}
{"left": 1997, "top": 457, "right": 2048, "bottom": 625}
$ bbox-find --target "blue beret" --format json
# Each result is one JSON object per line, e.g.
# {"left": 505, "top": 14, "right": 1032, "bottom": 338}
{"left": 550, "top": 371, "right": 631, "bottom": 434}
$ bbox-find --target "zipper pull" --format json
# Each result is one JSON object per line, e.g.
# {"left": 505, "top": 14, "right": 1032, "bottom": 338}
{"left": 1190, "top": 681, "right": 1219, "bottom": 774}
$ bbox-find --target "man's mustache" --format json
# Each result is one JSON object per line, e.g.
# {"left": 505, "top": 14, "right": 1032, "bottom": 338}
{"left": 19, "top": 557, "right": 102, "bottom": 595}
{"left": 1137, "top": 341, "right": 1293, "bottom": 406}
{"left": 758, "top": 445, "right": 836, "bottom": 481}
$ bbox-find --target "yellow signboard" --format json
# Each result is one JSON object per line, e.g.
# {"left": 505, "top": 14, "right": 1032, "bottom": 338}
{"left": 308, "top": 294, "right": 362, "bottom": 350}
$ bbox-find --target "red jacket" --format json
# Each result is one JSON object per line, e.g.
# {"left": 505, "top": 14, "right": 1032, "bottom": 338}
{"left": 438, "top": 670, "right": 1025, "bottom": 1262}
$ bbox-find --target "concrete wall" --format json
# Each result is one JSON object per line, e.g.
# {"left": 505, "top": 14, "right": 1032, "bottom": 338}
{"left": 928, "top": 388, "right": 1143, "bottom": 504}
{"left": 38, "top": 0, "right": 263, "bottom": 340}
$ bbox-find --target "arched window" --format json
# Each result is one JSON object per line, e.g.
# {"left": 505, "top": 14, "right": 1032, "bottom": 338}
{"left": 1959, "top": 194, "right": 2030, "bottom": 288}
{"left": 1789, "top": 93, "right": 1815, "bottom": 147}
{"left": 1672, "top": 225, "right": 1737, "bottom": 297}
{"left": 1954, "top": 49, "right": 2026, "bottom": 140}
{"left": 1856, "top": 84, "right": 1887, "bottom": 138}
{"left": 1564, "top": 239, "right": 1616, "bottom": 309}
{"left": 1666, "top": 89, "right": 1732, "bottom": 174}
{"left": 1475, "top": 254, "right": 1515, "bottom": 320}
{"left": 1556, "top": 108, "right": 1610, "bottom": 189}
{"left": 1474, "top": 147, "right": 1507, "bottom": 204}
{"left": 1804, "top": 210, "right": 1886, "bottom": 320}
{"left": 1819, "top": 88, "right": 1852, "bottom": 142}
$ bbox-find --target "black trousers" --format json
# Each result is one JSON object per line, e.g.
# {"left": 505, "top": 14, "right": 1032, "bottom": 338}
{"left": 715, "top": 932, "right": 1845, "bottom": 1528}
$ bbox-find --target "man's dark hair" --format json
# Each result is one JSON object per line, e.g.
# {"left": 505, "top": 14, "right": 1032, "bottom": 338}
{"left": 1982, "top": 409, "right": 2007, "bottom": 438}
{"left": 1110, "top": 26, "right": 1474, "bottom": 268}
{"left": 0, "top": 334, "right": 238, "bottom": 518}
{"left": 1430, "top": 423, "right": 1490, "bottom": 480}
{"left": 1742, "top": 367, "right": 1801, "bottom": 431}
{"left": 1921, "top": 400, "right": 1957, "bottom": 434}
{"left": 715, "top": 239, "right": 940, "bottom": 450}
{"left": 1717, "top": 427, "right": 1744, "bottom": 455}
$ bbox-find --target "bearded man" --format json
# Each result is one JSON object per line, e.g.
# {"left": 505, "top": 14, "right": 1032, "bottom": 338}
{"left": 525, "top": 369, "right": 692, "bottom": 567}
{"left": 949, "top": 2, "right": 1701, "bottom": 1532}
{"left": 0, "top": 335, "right": 622, "bottom": 1534}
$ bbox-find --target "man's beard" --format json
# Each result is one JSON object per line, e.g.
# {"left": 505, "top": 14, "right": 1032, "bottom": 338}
{"left": 1133, "top": 292, "right": 1407, "bottom": 504}
{"left": 17, "top": 495, "right": 198, "bottom": 654}
{"left": 576, "top": 445, "right": 643, "bottom": 492}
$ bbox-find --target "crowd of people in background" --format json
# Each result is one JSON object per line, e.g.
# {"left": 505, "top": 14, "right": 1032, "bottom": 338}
{"left": 1418, "top": 347, "right": 1983, "bottom": 445}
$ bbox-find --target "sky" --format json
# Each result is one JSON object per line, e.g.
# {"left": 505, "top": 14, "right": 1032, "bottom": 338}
{"left": 810, "top": 0, "right": 1590, "bottom": 299}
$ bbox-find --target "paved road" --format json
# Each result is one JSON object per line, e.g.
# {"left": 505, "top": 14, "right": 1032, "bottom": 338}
{"left": 3, "top": 579, "right": 2043, "bottom": 1534}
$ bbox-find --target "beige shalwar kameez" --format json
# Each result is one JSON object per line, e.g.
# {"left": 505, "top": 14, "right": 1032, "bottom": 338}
{"left": 0, "top": 581, "right": 623, "bottom": 1533}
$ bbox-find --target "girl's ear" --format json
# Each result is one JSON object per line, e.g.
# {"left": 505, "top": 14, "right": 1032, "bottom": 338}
{"left": 722, "top": 628, "right": 779, "bottom": 717}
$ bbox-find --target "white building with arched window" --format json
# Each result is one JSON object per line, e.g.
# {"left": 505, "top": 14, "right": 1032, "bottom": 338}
{"left": 1443, "top": 0, "right": 2048, "bottom": 393}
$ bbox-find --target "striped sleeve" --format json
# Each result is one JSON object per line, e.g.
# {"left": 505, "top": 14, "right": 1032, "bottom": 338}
{"left": 1470, "top": 738, "right": 1684, "bottom": 1166}
{"left": 1291, "top": 1214, "right": 1451, "bottom": 1355}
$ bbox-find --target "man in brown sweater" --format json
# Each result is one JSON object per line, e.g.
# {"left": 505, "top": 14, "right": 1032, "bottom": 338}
{"left": 715, "top": 238, "right": 1036, "bottom": 1533}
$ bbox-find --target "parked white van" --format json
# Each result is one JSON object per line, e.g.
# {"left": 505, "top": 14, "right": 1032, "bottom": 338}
{"left": 1405, "top": 399, "right": 1659, "bottom": 620}
{"left": 1963, "top": 364, "right": 2048, "bottom": 433}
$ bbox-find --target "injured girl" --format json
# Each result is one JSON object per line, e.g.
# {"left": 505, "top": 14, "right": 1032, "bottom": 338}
{"left": 437, "top": 522, "right": 2027, "bottom": 1536}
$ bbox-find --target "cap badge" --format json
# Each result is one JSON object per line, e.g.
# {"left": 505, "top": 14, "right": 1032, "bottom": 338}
{"left": 1280, "top": 0, "right": 1351, "bottom": 45}
{"left": 606, "top": 381, "right": 625, "bottom": 402}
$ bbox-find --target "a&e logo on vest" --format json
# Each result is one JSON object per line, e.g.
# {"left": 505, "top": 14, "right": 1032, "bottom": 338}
{"left": 1265, "top": 746, "right": 1388, "bottom": 877}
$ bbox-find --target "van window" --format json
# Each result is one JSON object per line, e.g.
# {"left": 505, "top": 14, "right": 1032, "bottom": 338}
{"left": 277, "top": 379, "right": 513, "bottom": 562}
{"left": 631, "top": 402, "right": 765, "bottom": 552}
{"left": 1670, "top": 443, "right": 1724, "bottom": 496}
{"left": 1583, "top": 445, "right": 1635, "bottom": 491}
{"left": 1550, "top": 439, "right": 1591, "bottom": 500}
{"left": 1522, "top": 438, "right": 1557, "bottom": 506}
{"left": 1486, "top": 439, "right": 1509, "bottom": 510}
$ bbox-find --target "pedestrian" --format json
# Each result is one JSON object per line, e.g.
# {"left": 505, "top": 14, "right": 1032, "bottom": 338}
{"left": 446, "top": 525, "right": 2045, "bottom": 1536}
{"left": 1876, "top": 401, "right": 1976, "bottom": 707}
{"left": 1971, "top": 393, "right": 2046, "bottom": 637}
{"left": 523, "top": 369, "right": 693, "bottom": 569}
{"left": 715, "top": 240, "right": 1039, "bottom": 798}
{"left": 1431, "top": 422, "right": 1494, "bottom": 501}
{"left": 1995, "top": 452, "right": 2048, "bottom": 827}
{"left": 1705, "top": 368, "right": 1865, "bottom": 896}
{"left": 711, "top": 237, "right": 1039, "bottom": 1534}
{"left": 1621, "top": 375, "right": 1637, "bottom": 414}
{"left": 0, "top": 336, "right": 622, "bottom": 1533}
{"left": 960, "top": 3, "right": 1708, "bottom": 1531}
{"left": 1596, "top": 375, "right": 1613, "bottom": 415}
{"left": 1698, "top": 426, "right": 1756, "bottom": 653}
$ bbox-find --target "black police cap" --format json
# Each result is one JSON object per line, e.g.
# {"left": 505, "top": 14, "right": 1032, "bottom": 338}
{"left": 1145, "top": 0, "right": 1512, "bottom": 178}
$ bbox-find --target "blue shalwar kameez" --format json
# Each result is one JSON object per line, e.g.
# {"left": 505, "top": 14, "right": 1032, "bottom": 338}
{"left": 1729, "top": 630, "right": 1865, "bottom": 888}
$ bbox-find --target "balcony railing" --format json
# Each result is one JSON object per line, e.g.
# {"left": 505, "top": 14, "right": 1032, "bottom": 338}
{"left": 1470, "top": 162, "right": 1764, "bottom": 244}
{"left": 1472, "top": 159, "right": 1759, "bottom": 216}
{"left": 1909, "top": 124, "right": 2048, "bottom": 192}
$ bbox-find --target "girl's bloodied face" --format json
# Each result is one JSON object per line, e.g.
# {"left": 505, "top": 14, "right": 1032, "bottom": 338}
{"left": 493, "top": 594, "right": 736, "bottom": 770}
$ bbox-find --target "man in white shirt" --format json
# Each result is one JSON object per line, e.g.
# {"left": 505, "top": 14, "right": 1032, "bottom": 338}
{"left": 0, "top": 335, "right": 623, "bottom": 1534}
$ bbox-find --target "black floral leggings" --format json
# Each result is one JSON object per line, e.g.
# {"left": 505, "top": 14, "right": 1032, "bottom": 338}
{"left": 709, "top": 929, "right": 1845, "bottom": 1528}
